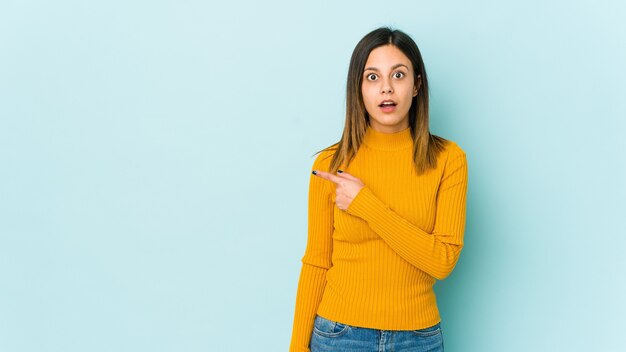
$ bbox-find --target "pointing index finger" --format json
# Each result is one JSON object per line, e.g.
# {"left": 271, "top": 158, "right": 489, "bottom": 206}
{"left": 312, "top": 170, "right": 342, "bottom": 184}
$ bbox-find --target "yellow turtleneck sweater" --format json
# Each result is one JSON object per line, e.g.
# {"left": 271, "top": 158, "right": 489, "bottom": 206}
{"left": 289, "top": 125, "right": 468, "bottom": 352}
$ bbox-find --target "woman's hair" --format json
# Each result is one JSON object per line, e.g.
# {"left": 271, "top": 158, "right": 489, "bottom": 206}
{"left": 316, "top": 27, "right": 448, "bottom": 175}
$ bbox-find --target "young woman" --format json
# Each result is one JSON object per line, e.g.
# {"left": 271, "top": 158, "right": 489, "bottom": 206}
{"left": 289, "top": 27, "right": 468, "bottom": 352}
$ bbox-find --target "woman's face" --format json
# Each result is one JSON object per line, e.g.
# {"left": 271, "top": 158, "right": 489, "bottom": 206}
{"left": 361, "top": 44, "right": 420, "bottom": 133}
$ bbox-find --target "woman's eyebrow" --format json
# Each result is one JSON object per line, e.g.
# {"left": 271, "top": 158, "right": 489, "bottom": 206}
{"left": 364, "top": 63, "right": 409, "bottom": 71}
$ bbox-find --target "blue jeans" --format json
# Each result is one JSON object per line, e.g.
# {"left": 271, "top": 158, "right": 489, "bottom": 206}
{"left": 310, "top": 314, "right": 444, "bottom": 352}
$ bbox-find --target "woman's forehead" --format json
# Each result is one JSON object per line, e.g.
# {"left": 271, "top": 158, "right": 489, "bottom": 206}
{"left": 364, "top": 45, "right": 412, "bottom": 70}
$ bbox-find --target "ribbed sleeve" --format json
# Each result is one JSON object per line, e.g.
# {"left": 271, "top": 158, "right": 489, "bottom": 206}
{"left": 345, "top": 149, "right": 468, "bottom": 280}
{"left": 289, "top": 151, "right": 334, "bottom": 352}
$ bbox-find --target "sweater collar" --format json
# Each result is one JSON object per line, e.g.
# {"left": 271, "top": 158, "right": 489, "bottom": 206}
{"left": 362, "top": 125, "right": 413, "bottom": 151}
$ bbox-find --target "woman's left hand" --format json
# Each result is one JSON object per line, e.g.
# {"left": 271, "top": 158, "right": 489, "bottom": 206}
{"left": 312, "top": 169, "right": 365, "bottom": 211}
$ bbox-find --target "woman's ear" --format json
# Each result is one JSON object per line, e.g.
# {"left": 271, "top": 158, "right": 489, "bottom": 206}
{"left": 413, "top": 74, "right": 422, "bottom": 96}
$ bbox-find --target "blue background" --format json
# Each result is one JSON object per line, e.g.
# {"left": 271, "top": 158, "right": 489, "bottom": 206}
{"left": 1, "top": 1, "right": 625, "bottom": 351}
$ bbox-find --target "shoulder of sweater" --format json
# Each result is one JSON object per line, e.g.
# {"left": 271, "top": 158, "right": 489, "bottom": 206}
{"left": 442, "top": 139, "right": 466, "bottom": 158}
{"left": 312, "top": 143, "right": 339, "bottom": 170}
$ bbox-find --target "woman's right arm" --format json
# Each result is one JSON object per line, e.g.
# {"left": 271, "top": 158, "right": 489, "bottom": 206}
{"left": 289, "top": 152, "right": 335, "bottom": 352}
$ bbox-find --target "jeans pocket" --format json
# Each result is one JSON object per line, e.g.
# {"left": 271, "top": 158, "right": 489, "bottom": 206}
{"left": 410, "top": 322, "right": 441, "bottom": 337}
{"left": 313, "top": 314, "right": 350, "bottom": 338}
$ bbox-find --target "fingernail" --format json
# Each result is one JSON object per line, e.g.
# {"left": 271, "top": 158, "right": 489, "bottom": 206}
{"left": 312, "top": 170, "right": 317, "bottom": 175}
{"left": 337, "top": 169, "right": 343, "bottom": 173}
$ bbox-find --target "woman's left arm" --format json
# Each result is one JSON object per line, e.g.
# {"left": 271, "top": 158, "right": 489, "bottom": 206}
{"left": 346, "top": 150, "right": 468, "bottom": 280}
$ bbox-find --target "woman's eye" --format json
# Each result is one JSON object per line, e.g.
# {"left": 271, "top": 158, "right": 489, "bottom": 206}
{"left": 366, "top": 73, "right": 377, "bottom": 81}
{"left": 394, "top": 72, "right": 405, "bottom": 79}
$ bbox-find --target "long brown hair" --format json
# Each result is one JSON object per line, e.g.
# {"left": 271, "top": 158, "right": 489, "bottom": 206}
{"left": 315, "top": 27, "right": 448, "bottom": 175}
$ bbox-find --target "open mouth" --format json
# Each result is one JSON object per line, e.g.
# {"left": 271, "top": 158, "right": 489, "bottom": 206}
{"left": 379, "top": 100, "right": 397, "bottom": 112}
{"left": 379, "top": 100, "right": 397, "bottom": 107}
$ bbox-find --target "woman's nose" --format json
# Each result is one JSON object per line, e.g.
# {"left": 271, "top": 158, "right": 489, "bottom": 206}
{"left": 380, "top": 80, "right": 393, "bottom": 94}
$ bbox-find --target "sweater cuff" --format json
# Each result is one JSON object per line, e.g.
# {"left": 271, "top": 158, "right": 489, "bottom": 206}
{"left": 345, "top": 186, "right": 385, "bottom": 220}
